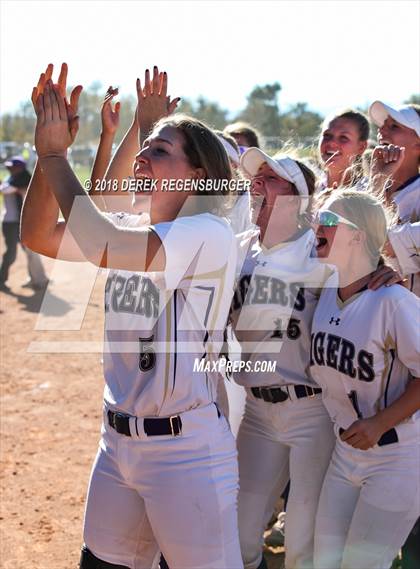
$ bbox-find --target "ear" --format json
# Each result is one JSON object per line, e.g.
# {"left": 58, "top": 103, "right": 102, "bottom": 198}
{"left": 357, "top": 140, "right": 368, "bottom": 156}
{"left": 352, "top": 229, "right": 366, "bottom": 246}
{"left": 192, "top": 167, "right": 206, "bottom": 180}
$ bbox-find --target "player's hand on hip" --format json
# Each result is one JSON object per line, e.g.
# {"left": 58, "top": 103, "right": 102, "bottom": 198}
{"left": 34, "top": 82, "right": 74, "bottom": 158}
{"left": 340, "top": 417, "right": 385, "bottom": 450}
{"left": 32, "top": 63, "right": 82, "bottom": 145}
{"left": 136, "top": 66, "right": 181, "bottom": 135}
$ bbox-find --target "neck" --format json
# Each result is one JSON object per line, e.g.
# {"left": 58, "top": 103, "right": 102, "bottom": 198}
{"left": 259, "top": 216, "right": 302, "bottom": 249}
{"left": 337, "top": 256, "right": 376, "bottom": 300}
{"left": 327, "top": 167, "right": 344, "bottom": 188}
{"left": 388, "top": 160, "right": 419, "bottom": 194}
{"left": 150, "top": 194, "right": 198, "bottom": 224}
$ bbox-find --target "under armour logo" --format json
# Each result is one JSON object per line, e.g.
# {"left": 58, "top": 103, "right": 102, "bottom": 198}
{"left": 329, "top": 317, "right": 341, "bottom": 325}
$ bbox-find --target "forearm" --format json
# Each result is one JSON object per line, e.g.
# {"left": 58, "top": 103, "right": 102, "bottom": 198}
{"left": 375, "top": 378, "right": 420, "bottom": 432}
{"left": 21, "top": 160, "right": 60, "bottom": 250}
{"left": 38, "top": 155, "right": 114, "bottom": 261}
{"left": 89, "top": 131, "right": 115, "bottom": 211}
{"left": 105, "top": 119, "right": 138, "bottom": 189}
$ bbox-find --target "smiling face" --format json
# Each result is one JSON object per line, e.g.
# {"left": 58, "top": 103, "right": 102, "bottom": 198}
{"left": 250, "top": 162, "right": 300, "bottom": 229}
{"left": 378, "top": 116, "right": 420, "bottom": 160}
{"left": 315, "top": 202, "right": 360, "bottom": 266}
{"left": 319, "top": 118, "right": 367, "bottom": 175}
{"left": 133, "top": 125, "right": 201, "bottom": 213}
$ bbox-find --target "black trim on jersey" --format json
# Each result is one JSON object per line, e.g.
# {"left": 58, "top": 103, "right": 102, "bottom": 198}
{"left": 393, "top": 173, "right": 420, "bottom": 194}
{"left": 410, "top": 274, "right": 414, "bottom": 292}
{"left": 196, "top": 286, "right": 215, "bottom": 327}
{"left": 171, "top": 290, "right": 178, "bottom": 395}
{"left": 384, "top": 348, "right": 396, "bottom": 408}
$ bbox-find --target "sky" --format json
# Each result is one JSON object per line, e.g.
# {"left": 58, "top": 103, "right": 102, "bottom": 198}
{"left": 1, "top": 0, "right": 419, "bottom": 119}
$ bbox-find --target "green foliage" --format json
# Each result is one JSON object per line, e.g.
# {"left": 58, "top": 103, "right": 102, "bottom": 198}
{"left": 176, "top": 96, "right": 228, "bottom": 129}
{"left": 237, "top": 82, "right": 282, "bottom": 136}
{"left": 2, "top": 84, "right": 419, "bottom": 162}
{"left": 404, "top": 94, "right": 420, "bottom": 105}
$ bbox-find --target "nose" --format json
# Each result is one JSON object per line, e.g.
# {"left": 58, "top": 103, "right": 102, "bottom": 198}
{"left": 378, "top": 124, "right": 388, "bottom": 139}
{"left": 251, "top": 176, "right": 265, "bottom": 192}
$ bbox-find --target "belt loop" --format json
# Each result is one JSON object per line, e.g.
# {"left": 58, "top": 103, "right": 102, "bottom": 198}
{"left": 306, "top": 385, "right": 315, "bottom": 398}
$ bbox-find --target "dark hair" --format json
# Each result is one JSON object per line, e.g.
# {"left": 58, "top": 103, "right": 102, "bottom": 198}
{"left": 325, "top": 109, "right": 370, "bottom": 142}
{"left": 153, "top": 114, "right": 234, "bottom": 214}
{"left": 224, "top": 122, "right": 261, "bottom": 148}
{"left": 320, "top": 109, "right": 370, "bottom": 185}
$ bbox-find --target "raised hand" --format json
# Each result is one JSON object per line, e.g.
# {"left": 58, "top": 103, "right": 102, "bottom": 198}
{"left": 370, "top": 144, "right": 405, "bottom": 181}
{"left": 101, "top": 86, "right": 121, "bottom": 135}
{"left": 32, "top": 63, "right": 83, "bottom": 144}
{"left": 136, "top": 66, "right": 181, "bottom": 141}
{"left": 34, "top": 82, "right": 73, "bottom": 158}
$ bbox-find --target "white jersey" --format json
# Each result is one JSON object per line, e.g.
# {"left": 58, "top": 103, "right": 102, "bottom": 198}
{"left": 230, "top": 229, "right": 330, "bottom": 388}
{"left": 390, "top": 174, "right": 420, "bottom": 296}
{"left": 227, "top": 192, "right": 255, "bottom": 236}
{"left": 392, "top": 174, "right": 420, "bottom": 223}
{"left": 103, "top": 212, "right": 237, "bottom": 417}
{"left": 310, "top": 275, "right": 420, "bottom": 443}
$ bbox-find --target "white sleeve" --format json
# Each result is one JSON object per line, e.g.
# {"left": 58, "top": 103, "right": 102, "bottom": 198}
{"left": 0, "top": 183, "right": 18, "bottom": 195}
{"left": 390, "top": 293, "right": 420, "bottom": 377}
{"left": 152, "top": 215, "right": 234, "bottom": 290}
{"left": 388, "top": 222, "right": 420, "bottom": 276}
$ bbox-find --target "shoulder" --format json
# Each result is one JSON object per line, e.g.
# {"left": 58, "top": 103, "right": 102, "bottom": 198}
{"left": 105, "top": 211, "right": 150, "bottom": 228}
{"left": 160, "top": 213, "right": 234, "bottom": 240}
{"left": 364, "top": 283, "right": 420, "bottom": 310}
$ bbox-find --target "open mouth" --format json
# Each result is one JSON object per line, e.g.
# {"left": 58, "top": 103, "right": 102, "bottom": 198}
{"left": 316, "top": 236, "right": 328, "bottom": 250}
{"left": 250, "top": 192, "right": 266, "bottom": 210}
{"left": 323, "top": 150, "right": 340, "bottom": 163}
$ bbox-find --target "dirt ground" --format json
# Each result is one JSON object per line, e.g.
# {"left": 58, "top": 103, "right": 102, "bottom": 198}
{"left": 0, "top": 244, "right": 284, "bottom": 569}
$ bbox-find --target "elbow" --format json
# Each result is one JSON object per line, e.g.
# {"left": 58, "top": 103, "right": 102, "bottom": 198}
{"left": 20, "top": 220, "right": 44, "bottom": 254}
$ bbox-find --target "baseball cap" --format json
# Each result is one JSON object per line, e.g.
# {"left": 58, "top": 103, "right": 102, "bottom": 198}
{"left": 240, "top": 147, "right": 309, "bottom": 214}
{"left": 4, "top": 155, "right": 27, "bottom": 168}
{"left": 369, "top": 101, "right": 420, "bottom": 137}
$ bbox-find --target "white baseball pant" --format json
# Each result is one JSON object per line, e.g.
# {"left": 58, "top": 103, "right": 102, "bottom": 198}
{"left": 236, "top": 391, "right": 335, "bottom": 569}
{"left": 83, "top": 403, "right": 243, "bottom": 569}
{"left": 314, "top": 435, "right": 420, "bottom": 569}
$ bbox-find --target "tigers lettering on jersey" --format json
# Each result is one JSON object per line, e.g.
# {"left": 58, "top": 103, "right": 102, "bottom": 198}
{"left": 231, "top": 274, "right": 306, "bottom": 312}
{"left": 105, "top": 273, "right": 159, "bottom": 317}
{"left": 310, "top": 331, "right": 374, "bottom": 382}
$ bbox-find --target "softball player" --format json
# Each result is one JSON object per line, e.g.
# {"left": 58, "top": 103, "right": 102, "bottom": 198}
{"left": 311, "top": 190, "right": 420, "bottom": 569}
{"left": 23, "top": 68, "right": 243, "bottom": 569}
{"left": 230, "top": 148, "right": 335, "bottom": 569}
{"left": 317, "top": 109, "right": 370, "bottom": 193}
{"left": 369, "top": 101, "right": 420, "bottom": 295}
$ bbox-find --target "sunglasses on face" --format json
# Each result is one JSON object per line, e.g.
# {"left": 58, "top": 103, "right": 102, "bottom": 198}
{"left": 315, "top": 210, "right": 359, "bottom": 230}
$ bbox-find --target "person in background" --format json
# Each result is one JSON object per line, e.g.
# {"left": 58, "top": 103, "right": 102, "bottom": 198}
{"left": 0, "top": 156, "right": 48, "bottom": 291}
{"left": 224, "top": 121, "right": 262, "bottom": 154}
{"left": 317, "top": 110, "right": 370, "bottom": 194}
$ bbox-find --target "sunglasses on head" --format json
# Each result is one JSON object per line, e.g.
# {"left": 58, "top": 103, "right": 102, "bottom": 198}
{"left": 315, "top": 210, "right": 359, "bottom": 230}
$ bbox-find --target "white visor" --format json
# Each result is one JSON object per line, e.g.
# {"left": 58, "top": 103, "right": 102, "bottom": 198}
{"left": 240, "top": 147, "right": 309, "bottom": 214}
{"left": 217, "top": 135, "right": 240, "bottom": 165}
{"left": 369, "top": 100, "right": 420, "bottom": 137}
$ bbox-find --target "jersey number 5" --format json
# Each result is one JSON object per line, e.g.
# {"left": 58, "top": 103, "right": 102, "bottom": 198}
{"left": 139, "top": 335, "right": 156, "bottom": 372}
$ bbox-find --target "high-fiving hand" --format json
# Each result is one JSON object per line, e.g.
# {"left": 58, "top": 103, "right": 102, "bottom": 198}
{"left": 136, "top": 66, "right": 181, "bottom": 140}
{"left": 34, "top": 81, "right": 74, "bottom": 158}
{"left": 32, "top": 63, "right": 83, "bottom": 145}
